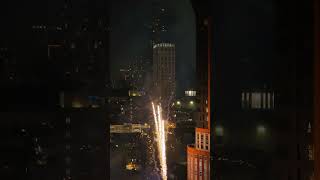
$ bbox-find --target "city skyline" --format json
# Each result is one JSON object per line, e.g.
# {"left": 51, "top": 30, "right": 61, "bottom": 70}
{"left": 0, "top": 0, "right": 318, "bottom": 180}
{"left": 109, "top": 0, "right": 196, "bottom": 96}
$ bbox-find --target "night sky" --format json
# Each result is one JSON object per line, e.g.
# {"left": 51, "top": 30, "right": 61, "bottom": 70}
{"left": 110, "top": 0, "right": 196, "bottom": 95}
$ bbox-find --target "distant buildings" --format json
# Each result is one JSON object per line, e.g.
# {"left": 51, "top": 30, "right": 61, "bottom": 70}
{"left": 119, "top": 56, "right": 151, "bottom": 91}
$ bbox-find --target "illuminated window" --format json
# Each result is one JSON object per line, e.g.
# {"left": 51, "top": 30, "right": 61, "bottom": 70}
{"left": 188, "top": 156, "right": 191, "bottom": 179}
{"left": 204, "top": 160, "right": 207, "bottom": 180}
{"left": 241, "top": 90, "right": 275, "bottom": 110}
{"left": 252, "top": 92, "right": 261, "bottom": 109}
{"left": 307, "top": 145, "right": 314, "bottom": 160}
{"left": 194, "top": 158, "right": 198, "bottom": 180}
{"left": 190, "top": 156, "right": 193, "bottom": 178}
{"left": 267, "top": 92, "right": 271, "bottom": 109}
{"left": 199, "top": 159, "right": 202, "bottom": 177}
{"left": 307, "top": 122, "right": 312, "bottom": 133}
{"left": 241, "top": 92, "right": 245, "bottom": 108}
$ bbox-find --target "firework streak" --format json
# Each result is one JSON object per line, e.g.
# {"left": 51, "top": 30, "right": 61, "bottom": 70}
{"left": 152, "top": 102, "right": 167, "bottom": 180}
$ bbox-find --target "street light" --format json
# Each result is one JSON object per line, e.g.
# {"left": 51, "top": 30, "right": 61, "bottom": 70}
{"left": 189, "top": 101, "right": 194, "bottom": 105}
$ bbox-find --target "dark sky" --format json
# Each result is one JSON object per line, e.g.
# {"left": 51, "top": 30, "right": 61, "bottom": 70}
{"left": 110, "top": 0, "right": 196, "bottom": 95}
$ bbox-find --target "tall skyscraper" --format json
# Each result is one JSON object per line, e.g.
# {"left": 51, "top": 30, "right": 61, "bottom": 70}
{"left": 153, "top": 43, "right": 176, "bottom": 107}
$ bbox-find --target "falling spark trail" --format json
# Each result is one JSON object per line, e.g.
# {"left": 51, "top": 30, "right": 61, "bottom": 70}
{"left": 151, "top": 102, "right": 167, "bottom": 180}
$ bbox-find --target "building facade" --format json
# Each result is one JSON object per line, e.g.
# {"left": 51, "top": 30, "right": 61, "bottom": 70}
{"left": 153, "top": 43, "right": 176, "bottom": 107}
{"left": 48, "top": 0, "right": 110, "bottom": 179}
{"left": 187, "top": 1, "right": 212, "bottom": 179}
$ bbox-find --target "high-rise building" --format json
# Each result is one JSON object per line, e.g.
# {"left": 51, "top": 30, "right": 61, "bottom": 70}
{"left": 187, "top": 1, "right": 212, "bottom": 179}
{"left": 153, "top": 43, "right": 176, "bottom": 107}
{"left": 205, "top": 0, "right": 314, "bottom": 180}
{"left": 47, "top": 0, "right": 110, "bottom": 179}
{"left": 0, "top": 0, "right": 111, "bottom": 179}
{"left": 0, "top": 1, "right": 56, "bottom": 179}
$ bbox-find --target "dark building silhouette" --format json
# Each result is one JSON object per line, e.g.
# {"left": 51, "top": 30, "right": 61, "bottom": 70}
{"left": 0, "top": 0, "right": 110, "bottom": 179}
{"left": 187, "top": 1, "right": 212, "bottom": 180}
{"left": 190, "top": 0, "right": 315, "bottom": 180}
{"left": 205, "top": 0, "right": 314, "bottom": 180}
{"left": 314, "top": 0, "right": 320, "bottom": 179}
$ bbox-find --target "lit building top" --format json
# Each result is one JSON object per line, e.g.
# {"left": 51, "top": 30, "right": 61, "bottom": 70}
{"left": 153, "top": 43, "right": 175, "bottom": 49}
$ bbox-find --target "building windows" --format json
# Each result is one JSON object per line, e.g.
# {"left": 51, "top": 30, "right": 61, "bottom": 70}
{"left": 199, "top": 159, "right": 202, "bottom": 177}
{"left": 32, "top": 25, "right": 47, "bottom": 30}
{"left": 241, "top": 90, "right": 275, "bottom": 110}
{"left": 307, "top": 145, "right": 314, "bottom": 160}
{"left": 252, "top": 92, "right": 261, "bottom": 109}
{"left": 66, "top": 117, "right": 71, "bottom": 124}
{"left": 307, "top": 122, "right": 312, "bottom": 133}
{"left": 188, "top": 156, "right": 191, "bottom": 179}
{"left": 197, "top": 133, "right": 200, "bottom": 148}
{"left": 204, "top": 160, "right": 207, "bottom": 180}
{"left": 194, "top": 158, "right": 198, "bottom": 180}
{"left": 190, "top": 156, "right": 193, "bottom": 179}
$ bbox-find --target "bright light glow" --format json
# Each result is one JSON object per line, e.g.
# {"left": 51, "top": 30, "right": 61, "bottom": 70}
{"left": 190, "top": 101, "right": 194, "bottom": 105}
{"left": 153, "top": 43, "right": 175, "bottom": 49}
{"left": 151, "top": 102, "right": 167, "bottom": 180}
{"left": 176, "top": 101, "right": 181, "bottom": 105}
{"left": 185, "top": 90, "right": 196, "bottom": 96}
{"left": 257, "top": 125, "right": 266, "bottom": 134}
{"left": 215, "top": 126, "right": 224, "bottom": 136}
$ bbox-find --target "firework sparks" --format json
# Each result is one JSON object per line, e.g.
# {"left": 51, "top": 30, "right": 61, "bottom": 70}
{"left": 152, "top": 102, "right": 167, "bottom": 180}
